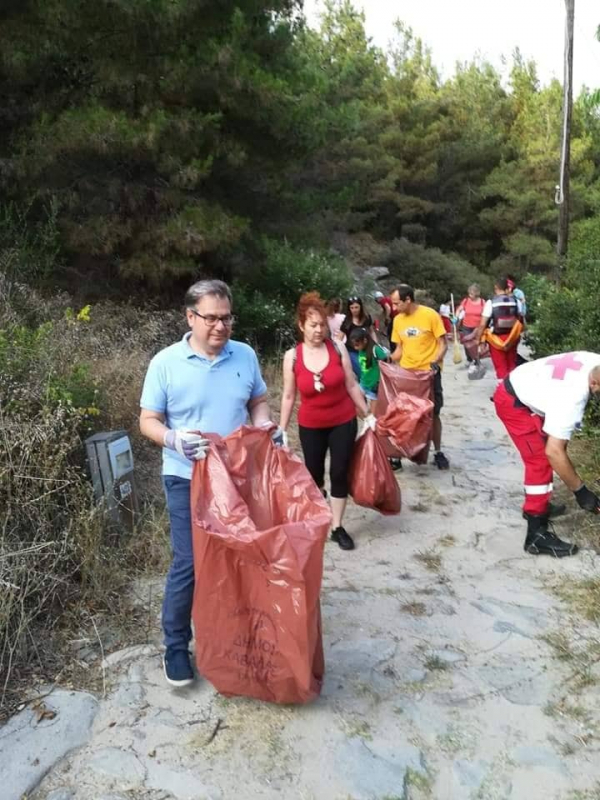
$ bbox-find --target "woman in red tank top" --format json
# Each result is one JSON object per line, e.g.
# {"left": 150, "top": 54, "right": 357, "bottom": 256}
{"left": 280, "top": 292, "right": 370, "bottom": 550}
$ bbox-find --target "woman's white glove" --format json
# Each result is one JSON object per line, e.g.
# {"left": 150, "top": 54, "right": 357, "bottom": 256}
{"left": 164, "top": 430, "right": 210, "bottom": 461}
{"left": 358, "top": 414, "right": 377, "bottom": 437}
{"left": 365, "top": 413, "right": 377, "bottom": 431}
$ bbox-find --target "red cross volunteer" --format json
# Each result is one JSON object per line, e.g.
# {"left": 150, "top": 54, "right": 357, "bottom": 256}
{"left": 493, "top": 351, "right": 600, "bottom": 558}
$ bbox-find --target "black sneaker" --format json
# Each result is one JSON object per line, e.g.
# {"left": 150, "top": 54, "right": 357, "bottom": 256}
{"left": 389, "top": 458, "right": 403, "bottom": 471}
{"left": 163, "top": 647, "right": 194, "bottom": 687}
{"left": 331, "top": 526, "right": 355, "bottom": 550}
{"left": 433, "top": 451, "right": 450, "bottom": 470}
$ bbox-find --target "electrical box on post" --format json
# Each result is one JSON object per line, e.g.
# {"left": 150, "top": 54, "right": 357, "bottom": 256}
{"left": 85, "top": 430, "right": 138, "bottom": 533}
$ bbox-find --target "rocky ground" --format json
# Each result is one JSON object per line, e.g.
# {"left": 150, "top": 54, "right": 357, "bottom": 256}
{"left": 5, "top": 355, "right": 600, "bottom": 800}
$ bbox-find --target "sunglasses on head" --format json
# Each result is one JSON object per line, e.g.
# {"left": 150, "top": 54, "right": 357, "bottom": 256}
{"left": 348, "top": 296, "right": 361, "bottom": 303}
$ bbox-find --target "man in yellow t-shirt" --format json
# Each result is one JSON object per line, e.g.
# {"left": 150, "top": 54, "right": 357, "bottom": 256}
{"left": 390, "top": 284, "right": 449, "bottom": 469}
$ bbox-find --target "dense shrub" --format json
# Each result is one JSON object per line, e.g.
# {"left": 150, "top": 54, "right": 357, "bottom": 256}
{"left": 384, "top": 237, "right": 493, "bottom": 304}
{"left": 0, "top": 278, "right": 181, "bottom": 713}
{"left": 521, "top": 216, "right": 600, "bottom": 358}
{"left": 232, "top": 238, "right": 353, "bottom": 348}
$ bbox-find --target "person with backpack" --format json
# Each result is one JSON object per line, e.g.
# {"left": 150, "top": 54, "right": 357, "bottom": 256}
{"left": 347, "top": 327, "right": 389, "bottom": 410}
{"left": 279, "top": 292, "right": 371, "bottom": 551}
{"left": 475, "top": 277, "right": 524, "bottom": 383}
{"left": 456, "top": 283, "right": 486, "bottom": 374}
{"left": 506, "top": 275, "right": 527, "bottom": 318}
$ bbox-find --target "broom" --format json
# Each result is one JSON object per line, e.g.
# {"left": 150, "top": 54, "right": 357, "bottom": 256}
{"left": 450, "top": 293, "right": 462, "bottom": 364}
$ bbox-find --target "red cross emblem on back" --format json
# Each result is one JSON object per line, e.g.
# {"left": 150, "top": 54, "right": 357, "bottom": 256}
{"left": 546, "top": 353, "right": 583, "bottom": 380}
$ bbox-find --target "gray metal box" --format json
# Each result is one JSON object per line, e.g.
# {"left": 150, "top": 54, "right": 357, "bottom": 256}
{"left": 85, "top": 430, "right": 138, "bottom": 532}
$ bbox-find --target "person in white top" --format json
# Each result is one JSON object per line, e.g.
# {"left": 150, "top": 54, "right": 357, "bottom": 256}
{"left": 326, "top": 298, "right": 346, "bottom": 342}
{"left": 493, "top": 351, "right": 600, "bottom": 557}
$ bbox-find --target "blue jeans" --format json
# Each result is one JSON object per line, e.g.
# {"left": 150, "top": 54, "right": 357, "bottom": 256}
{"left": 162, "top": 476, "right": 194, "bottom": 651}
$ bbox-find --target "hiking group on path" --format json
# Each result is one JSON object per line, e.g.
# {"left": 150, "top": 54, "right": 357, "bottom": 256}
{"left": 139, "top": 277, "right": 600, "bottom": 690}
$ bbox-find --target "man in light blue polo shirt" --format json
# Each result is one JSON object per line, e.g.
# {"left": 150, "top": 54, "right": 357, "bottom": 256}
{"left": 140, "top": 279, "right": 282, "bottom": 687}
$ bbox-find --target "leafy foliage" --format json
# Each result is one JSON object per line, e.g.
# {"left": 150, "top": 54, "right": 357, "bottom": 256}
{"left": 232, "top": 238, "right": 352, "bottom": 346}
{"left": 522, "top": 216, "right": 600, "bottom": 357}
{"left": 385, "top": 238, "right": 492, "bottom": 304}
{"left": 0, "top": 0, "right": 599, "bottom": 328}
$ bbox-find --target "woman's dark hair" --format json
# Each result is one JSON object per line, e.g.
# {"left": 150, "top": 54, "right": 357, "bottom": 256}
{"left": 348, "top": 327, "right": 376, "bottom": 368}
{"left": 344, "top": 295, "right": 365, "bottom": 320}
{"left": 496, "top": 277, "right": 510, "bottom": 292}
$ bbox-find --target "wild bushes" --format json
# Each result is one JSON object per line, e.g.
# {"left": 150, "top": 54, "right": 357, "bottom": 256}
{"left": 0, "top": 276, "right": 181, "bottom": 713}
{"left": 522, "top": 217, "right": 600, "bottom": 358}
{"left": 385, "top": 237, "right": 493, "bottom": 304}
{"left": 232, "top": 238, "right": 353, "bottom": 348}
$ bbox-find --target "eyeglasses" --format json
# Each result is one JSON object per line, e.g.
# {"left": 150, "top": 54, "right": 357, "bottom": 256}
{"left": 190, "top": 310, "right": 235, "bottom": 327}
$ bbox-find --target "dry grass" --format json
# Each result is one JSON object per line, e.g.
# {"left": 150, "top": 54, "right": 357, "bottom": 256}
{"left": 400, "top": 601, "right": 428, "bottom": 616}
{"left": 439, "top": 535, "right": 456, "bottom": 547}
{"left": 568, "top": 787, "right": 600, "bottom": 799}
{"left": 554, "top": 579, "right": 600, "bottom": 624}
{"left": 563, "top": 437, "right": 600, "bottom": 550}
{"left": 0, "top": 286, "right": 174, "bottom": 719}
{"left": 413, "top": 550, "right": 442, "bottom": 573}
{"left": 424, "top": 654, "right": 449, "bottom": 672}
{"left": 194, "top": 696, "right": 294, "bottom": 773}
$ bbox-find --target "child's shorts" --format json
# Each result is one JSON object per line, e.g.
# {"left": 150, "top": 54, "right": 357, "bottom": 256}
{"left": 361, "top": 385, "right": 378, "bottom": 401}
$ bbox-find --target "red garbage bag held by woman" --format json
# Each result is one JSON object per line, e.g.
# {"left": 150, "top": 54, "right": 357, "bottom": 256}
{"left": 349, "top": 428, "right": 401, "bottom": 515}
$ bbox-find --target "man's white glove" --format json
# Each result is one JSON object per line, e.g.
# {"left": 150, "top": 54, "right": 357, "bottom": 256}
{"left": 271, "top": 426, "right": 286, "bottom": 447}
{"left": 164, "top": 430, "right": 210, "bottom": 461}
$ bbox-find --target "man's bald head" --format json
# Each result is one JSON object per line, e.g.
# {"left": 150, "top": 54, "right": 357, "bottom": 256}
{"left": 589, "top": 364, "right": 600, "bottom": 394}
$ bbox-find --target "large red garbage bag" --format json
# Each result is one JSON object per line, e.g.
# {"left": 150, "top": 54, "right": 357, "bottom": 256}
{"left": 376, "top": 392, "right": 434, "bottom": 459}
{"left": 374, "top": 362, "right": 434, "bottom": 464}
{"left": 460, "top": 331, "right": 490, "bottom": 361}
{"left": 349, "top": 429, "right": 401, "bottom": 515}
{"left": 190, "top": 425, "right": 332, "bottom": 705}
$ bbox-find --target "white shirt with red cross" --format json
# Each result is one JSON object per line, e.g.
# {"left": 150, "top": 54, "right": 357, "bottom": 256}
{"left": 510, "top": 352, "right": 600, "bottom": 440}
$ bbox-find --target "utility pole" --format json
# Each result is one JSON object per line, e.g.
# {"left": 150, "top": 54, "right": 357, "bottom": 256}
{"left": 556, "top": 0, "right": 575, "bottom": 273}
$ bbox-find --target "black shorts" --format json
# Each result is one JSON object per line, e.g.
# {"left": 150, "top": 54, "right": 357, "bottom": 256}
{"left": 433, "top": 370, "right": 443, "bottom": 416}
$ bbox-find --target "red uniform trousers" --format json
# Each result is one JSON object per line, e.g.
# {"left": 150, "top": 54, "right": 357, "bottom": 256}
{"left": 493, "top": 382, "right": 553, "bottom": 515}
{"left": 489, "top": 336, "right": 519, "bottom": 380}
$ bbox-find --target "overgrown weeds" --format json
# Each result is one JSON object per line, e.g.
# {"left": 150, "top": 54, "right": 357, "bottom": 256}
{"left": 0, "top": 275, "right": 176, "bottom": 718}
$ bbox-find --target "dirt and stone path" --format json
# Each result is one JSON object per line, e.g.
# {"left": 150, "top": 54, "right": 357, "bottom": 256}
{"left": 7, "top": 356, "right": 600, "bottom": 799}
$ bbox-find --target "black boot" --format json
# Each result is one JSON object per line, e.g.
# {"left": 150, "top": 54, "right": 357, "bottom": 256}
{"left": 522, "top": 501, "right": 566, "bottom": 521}
{"left": 523, "top": 514, "right": 578, "bottom": 558}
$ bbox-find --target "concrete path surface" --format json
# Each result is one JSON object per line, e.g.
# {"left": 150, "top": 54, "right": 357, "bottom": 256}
{"left": 15, "top": 356, "right": 600, "bottom": 800}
